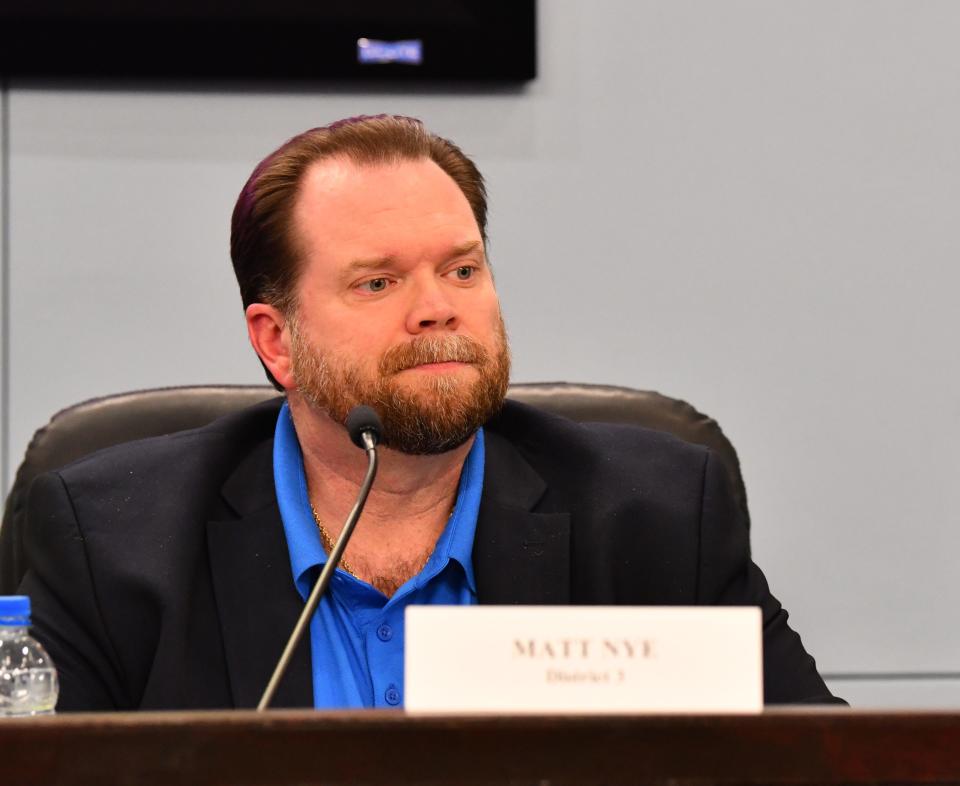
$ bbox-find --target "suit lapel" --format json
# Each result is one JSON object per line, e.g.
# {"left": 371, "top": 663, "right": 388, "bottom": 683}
{"left": 206, "top": 440, "right": 313, "bottom": 709}
{"left": 474, "top": 430, "right": 571, "bottom": 604}
{"left": 204, "top": 419, "right": 570, "bottom": 705}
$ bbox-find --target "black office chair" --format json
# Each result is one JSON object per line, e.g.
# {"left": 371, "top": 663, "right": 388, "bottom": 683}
{"left": 0, "top": 382, "right": 749, "bottom": 594}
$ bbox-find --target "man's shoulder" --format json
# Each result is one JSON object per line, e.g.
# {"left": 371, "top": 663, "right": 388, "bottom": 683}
{"left": 51, "top": 395, "right": 283, "bottom": 486}
{"left": 488, "top": 397, "right": 708, "bottom": 464}
{"left": 485, "top": 397, "right": 712, "bottom": 511}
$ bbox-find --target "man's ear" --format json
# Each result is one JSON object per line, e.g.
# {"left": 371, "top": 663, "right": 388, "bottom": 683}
{"left": 246, "top": 303, "right": 295, "bottom": 390}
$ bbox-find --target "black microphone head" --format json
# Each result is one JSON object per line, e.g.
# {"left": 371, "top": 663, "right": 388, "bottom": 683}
{"left": 345, "top": 405, "right": 383, "bottom": 449}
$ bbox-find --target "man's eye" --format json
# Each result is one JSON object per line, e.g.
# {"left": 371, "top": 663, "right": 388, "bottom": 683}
{"left": 360, "top": 278, "right": 389, "bottom": 293}
{"left": 454, "top": 266, "right": 474, "bottom": 280}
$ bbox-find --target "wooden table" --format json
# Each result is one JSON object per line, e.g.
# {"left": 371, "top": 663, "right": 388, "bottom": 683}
{"left": 2, "top": 708, "right": 959, "bottom": 785}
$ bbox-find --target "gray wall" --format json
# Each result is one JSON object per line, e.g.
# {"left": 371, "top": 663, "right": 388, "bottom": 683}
{"left": 2, "top": 1, "right": 959, "bottom": 706}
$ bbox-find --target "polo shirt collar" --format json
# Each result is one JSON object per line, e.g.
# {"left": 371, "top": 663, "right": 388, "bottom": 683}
{"left": 273, "top": 402, "right": 483, "bottom": 597}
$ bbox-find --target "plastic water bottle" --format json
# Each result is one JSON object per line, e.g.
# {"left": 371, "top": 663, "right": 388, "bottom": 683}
{"left": 0, "top": 596, "right": 58, "bottom": 716}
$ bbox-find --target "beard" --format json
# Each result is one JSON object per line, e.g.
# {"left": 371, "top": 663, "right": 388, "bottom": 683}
{"left": 289, "top": 318, "right": 511, "bottom": 455}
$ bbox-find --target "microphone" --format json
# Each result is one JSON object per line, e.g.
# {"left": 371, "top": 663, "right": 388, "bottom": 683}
{"left": 257, "top": 405, "right": 383, "bottom": 711}
{"left": 345, "top": 405, "right": 382, "bottom": 450}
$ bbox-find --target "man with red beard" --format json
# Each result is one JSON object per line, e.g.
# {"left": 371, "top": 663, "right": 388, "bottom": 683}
{"left": 20, "top": 116, "right": 840, "bottom": 710}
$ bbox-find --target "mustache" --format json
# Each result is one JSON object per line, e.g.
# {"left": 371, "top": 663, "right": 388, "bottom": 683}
{"left": 379, "top": 335, "right": 490, "bottom": 375}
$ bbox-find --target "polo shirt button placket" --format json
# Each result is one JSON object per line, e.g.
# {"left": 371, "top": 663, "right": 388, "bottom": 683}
{"left": 384, "top": 684, "right": 401, "bottom": 706}
{"left": 376, "top": 623, "right": 393, "bottom": 642}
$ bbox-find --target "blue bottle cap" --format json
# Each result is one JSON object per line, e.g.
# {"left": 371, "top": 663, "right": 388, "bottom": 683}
{"left": 0, "top": 595, "right": 31, "bottom": 624}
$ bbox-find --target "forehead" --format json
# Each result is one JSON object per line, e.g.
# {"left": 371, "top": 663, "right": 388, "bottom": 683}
{"left": 292, "top": 156, "right": 481, "bottom": 262}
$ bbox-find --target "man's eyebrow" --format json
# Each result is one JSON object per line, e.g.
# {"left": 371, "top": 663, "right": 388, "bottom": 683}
{"left": 450, "top": 240, "right": 484, "bottom": 259}
{"left": 342, "top": 255, "right": 396, "bottom": 276}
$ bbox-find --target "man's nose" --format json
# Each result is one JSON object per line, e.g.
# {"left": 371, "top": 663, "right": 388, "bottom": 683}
{"left": 405, "top": 278, "right": 459, "bottom": 333}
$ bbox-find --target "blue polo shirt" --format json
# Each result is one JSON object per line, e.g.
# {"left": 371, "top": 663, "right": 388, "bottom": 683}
{"left": 273, "top": 402, "right": 483, "bottom": 708}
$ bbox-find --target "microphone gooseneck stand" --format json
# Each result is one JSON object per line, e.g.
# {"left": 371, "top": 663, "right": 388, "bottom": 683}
{"left": 257, "top": 406, "right": 382, "bottom": 711}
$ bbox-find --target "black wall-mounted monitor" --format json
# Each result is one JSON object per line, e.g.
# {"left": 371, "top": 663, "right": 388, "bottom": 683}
{"left": 0, "top": 1, "right": 536, "bottom": 82}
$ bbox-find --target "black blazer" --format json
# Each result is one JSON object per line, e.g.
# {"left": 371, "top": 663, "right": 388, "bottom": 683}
{"left": 20, "top": 397, "right": 839, "bottom": 710}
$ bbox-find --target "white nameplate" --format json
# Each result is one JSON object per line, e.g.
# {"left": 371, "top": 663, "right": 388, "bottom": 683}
{"left": 405, "top": 606, "right": 762, "bottom": 714}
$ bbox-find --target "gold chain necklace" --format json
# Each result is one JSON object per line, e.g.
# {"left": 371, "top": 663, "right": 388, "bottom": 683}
{"left": 310, "top": 504, "right": 361, "bottom": 578}
{"left": 309, "top": 503, "right": 453, "bottom": 582}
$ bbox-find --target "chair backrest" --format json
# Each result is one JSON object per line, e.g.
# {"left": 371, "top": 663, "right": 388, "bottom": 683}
{"left": 0, "top": 382, "right": 749, "bottom": 593}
